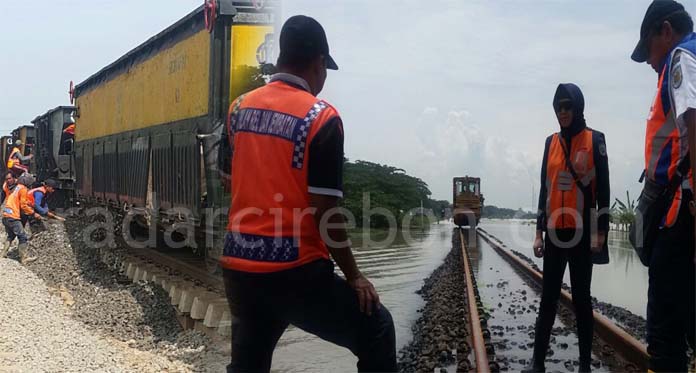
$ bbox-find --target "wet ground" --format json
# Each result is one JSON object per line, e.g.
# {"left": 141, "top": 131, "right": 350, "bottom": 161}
{"left": 478, "top": 220, "right": 648, "bottom": 318}
{"left": 468, "top": 231, "right": 618, "bottom": 372}
{"left": 271, "top": 223, "right": 453, "bottom": 372}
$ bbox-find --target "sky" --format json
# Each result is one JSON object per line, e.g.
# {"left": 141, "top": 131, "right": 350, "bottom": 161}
{"left": 2, "top": 0, "right": 695, "bottom": 209}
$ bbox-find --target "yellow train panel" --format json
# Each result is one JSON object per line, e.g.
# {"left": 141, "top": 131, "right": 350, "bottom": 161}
{"left": 76, "top": 30, "right": 210, "bottom": 141}
{"left": 229, "top": 24, "right": 274, "bottom": 102}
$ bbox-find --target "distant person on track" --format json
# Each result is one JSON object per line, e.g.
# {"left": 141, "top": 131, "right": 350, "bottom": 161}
{"left": 527, "top": 83, "right": 610, "bottom": 372}
{"left": 6, "top": 139, "right": 32, "bottom": 177}
{"left": 217, "top": 15, "right": 396, "bottom": 373}
{"left": 1, "top": 173, "right": 41, "bottom": 263}
{"left": 630, "top": 1, "right": 696, "bottom": 371}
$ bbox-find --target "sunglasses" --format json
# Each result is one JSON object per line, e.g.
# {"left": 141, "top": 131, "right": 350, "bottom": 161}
{"left": 557, "top": 101, "right": 573, "bottom": 113}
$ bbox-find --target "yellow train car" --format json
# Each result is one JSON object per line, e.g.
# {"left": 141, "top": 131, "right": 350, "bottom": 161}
{"left": 453, "top": 176, "right": 484, "bottom": 227}
{"left": 74, "top": 1, "right": 274, "bottom": 208}
{"left": 72, "top": 1, "right": 277, "bottom": 261}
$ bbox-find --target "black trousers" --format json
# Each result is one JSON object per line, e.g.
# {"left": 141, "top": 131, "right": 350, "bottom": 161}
{"left": 222, "top": 259, "right": 397, "bottom": 373}
{"left": 3, "top": 217, "right": 28, "bottom": 244}
{"left": 533, "top": 229, "right": 593, "bottom": 367}
{"left": 647, "top": 203, "right": 695, "bottom": 372}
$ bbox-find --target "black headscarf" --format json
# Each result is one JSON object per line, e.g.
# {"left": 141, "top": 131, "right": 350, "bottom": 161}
{"left": 552, "top": 83, "right": 587, "bottom": 142}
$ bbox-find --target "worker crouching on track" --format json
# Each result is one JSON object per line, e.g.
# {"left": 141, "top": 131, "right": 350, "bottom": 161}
{"left": 0, "top": 174, "right": 41, "bottom": 263}
{"left": 527, "top": 83, "right": 610, "bottom": 372}
{"left": 217, "top": 15, "right": 397, "bottom": 373}
{"left": 28, "top": 179, "right": 65, "bottom": 223}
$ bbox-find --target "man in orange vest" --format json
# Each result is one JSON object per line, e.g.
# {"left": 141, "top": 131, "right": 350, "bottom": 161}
{"left": 217, "top": 15, "right": 396, "bottom": 372}
{"left": 28, "top": 179, "right": 64, "bottom": 222}
{"left": 6, "top": 139, "right": 32, "bottom": 176}
{"left": 1, "top": 174, "right": 41, "bottom": 263}
{"left": 631, "top": 1, "right": 696, "bottom": 371}
{"left": 0, "top": 171, "right": 17, "bottom": 205}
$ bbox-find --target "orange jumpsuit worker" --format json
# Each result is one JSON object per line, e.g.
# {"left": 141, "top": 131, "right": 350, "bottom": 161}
{"left": 1, "top": 174, "right": 41, "bottom": 263}
{"left": 217, "top": 15, "right": 396, "bottom": 373}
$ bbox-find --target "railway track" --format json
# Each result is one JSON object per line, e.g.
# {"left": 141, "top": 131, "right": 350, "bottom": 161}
{"left": 457, "top": 226, "right": 647, "bottom": 372}
{"left": 93, "top": 223, "right": 649, "bottom": 372}
{"left": 97, "top": 244, "right": 230, "bottom": 340}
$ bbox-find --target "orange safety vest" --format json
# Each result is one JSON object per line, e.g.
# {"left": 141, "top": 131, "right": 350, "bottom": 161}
{"left": 27, "top": 186, "right": 46, "bottom": 208}
{"left": 2, "top": 182, "right": 11, "bottom": 197}
{"left": 545, "top": 129, "right": 597, "bottom": 230}
{"left": 6, "top": 147, "right": 21, "bottom": 169}
{"left": 220, "top": 79, "right": 339, "bottom": 273}
{"left": 645, "top": 65, "right": 694, "bottom": 228}
{"left": 63, "top": 124, "right": 75, "bottom": 135}
{"left": 2, "top": 184, "right": 34, "bottom": 219}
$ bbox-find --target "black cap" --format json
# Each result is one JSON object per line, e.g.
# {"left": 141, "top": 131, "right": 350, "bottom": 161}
{"left": 44, "top": 179, "right": 59, "bottom": 189}
{"left": 279, "top": 15, "right": 338, "bottom": 70}
{"left": 632, "top": 0, "right": 687, "bottom": 62}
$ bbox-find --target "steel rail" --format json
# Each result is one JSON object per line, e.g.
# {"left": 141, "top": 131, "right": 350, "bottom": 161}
{"left": 459, "top": 228, "right": 491, "bottom": 373}
{"left": 476, "top": 227, "right": 648, "bottom": 371}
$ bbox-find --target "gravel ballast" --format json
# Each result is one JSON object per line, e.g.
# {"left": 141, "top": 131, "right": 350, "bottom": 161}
{"left": 1, "top": 216, "right": 228, "bottom": 372}
{"left": 0, "top": 258, "right": 197, "bottom": 372}
{"left": 398, "top": 230, "right": 472, "bottom": 372}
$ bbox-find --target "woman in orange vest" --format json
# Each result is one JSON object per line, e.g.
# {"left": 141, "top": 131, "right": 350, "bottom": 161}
{"left": 527, "top": 83, "right": 610, "bottom": 372}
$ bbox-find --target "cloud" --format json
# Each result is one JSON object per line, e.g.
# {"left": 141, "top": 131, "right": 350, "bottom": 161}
{"left": 384, "top": 106, "right": 540, "bottom": 209}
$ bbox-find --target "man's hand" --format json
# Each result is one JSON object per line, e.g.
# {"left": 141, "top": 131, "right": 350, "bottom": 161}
{"left": 533, "top": 231, "right": 544, "bottom": 258}
{"left": 348, "top": 274, "right": 381, "bottom": 316}
{"left": 591, "top": 231, "right": 606, "bottom": 254}
{"left": 33, "top": 213, "right": 41, "bottom": 220}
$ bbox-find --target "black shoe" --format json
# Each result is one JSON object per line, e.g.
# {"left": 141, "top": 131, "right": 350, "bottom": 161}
{"left": 521, "top": 361, "right": 545, "bottom": 373}
{"left": 578, "top": 362, "right": 591, "bottom": 373}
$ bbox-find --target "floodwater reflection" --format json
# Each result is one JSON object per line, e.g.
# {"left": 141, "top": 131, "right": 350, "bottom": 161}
{"left": 479, "top": 219, "right": 649, "bottom": 317}
{"left": 271, "top": 223, "right": 452, "bottom": 373}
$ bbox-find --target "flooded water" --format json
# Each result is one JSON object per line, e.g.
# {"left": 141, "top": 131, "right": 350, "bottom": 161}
{"left": 478, "top": 219, "right": 649, "bottom": 317}
{"left": 271, "top": 223, "right": 452, "bottom": 373}
{"left": 266, "top": 220, "right": 646, "bottom": 372}
{"left": 468, "top": 231, "right": 615, "bottom": 372}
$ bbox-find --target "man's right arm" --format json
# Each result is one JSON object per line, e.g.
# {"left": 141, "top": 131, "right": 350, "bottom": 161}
{"left": 309, "top": 193, "right": 380, "bottom": 316}
{"left": 307, "top": 116, "right": 381, "bottom": 315}
{"left": 33, "top": 192, "right": 49, "bottom": 215}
